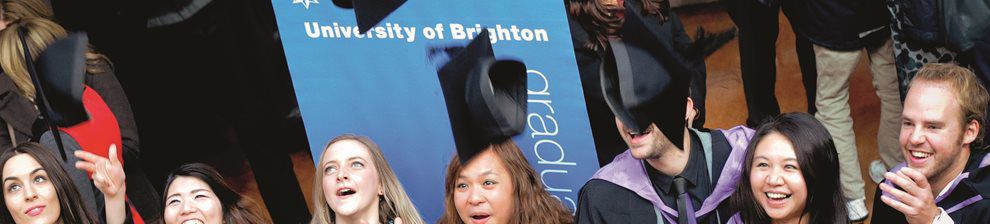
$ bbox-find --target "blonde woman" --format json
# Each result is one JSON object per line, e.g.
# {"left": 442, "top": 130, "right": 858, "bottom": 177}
{"left": 311, "top": 134, "right": 425, "bottom": 224}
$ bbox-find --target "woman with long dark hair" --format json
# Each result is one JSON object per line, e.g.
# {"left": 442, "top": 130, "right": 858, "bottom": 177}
{"left": 0, "top": 142, "right": 127, "bottom": 224}
{"left": 437, "top": 140, "right": 574, "bottom": 224}
{"left": 729, "top": 113, "right": 849, "bottom": 224}
{"left": 162, "top": 163, "right": 269, "bottom": 224}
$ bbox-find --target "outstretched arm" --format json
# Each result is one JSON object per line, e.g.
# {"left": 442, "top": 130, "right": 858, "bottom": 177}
{"left": 75, "top": 144, "right": 127, "bottom": 224}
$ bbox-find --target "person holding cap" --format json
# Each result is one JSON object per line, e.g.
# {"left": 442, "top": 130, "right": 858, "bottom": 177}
{"left": 434, "top": 30, "right": 573, "bottom": 224}
{"left": 574, "top": 7, "right": 753, "bottom": 224}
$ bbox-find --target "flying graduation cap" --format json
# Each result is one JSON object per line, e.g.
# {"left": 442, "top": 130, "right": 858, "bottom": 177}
{"left": 18, "top": 28, "right": 90, "bottom": 160}
{"left": 437, "top": 29, "right": 528, "bottom": 163}
{"left": 600, "top": 5, "right": 690, "bottom": 149}
{"left": 332, "top": 0, "right": 407, "bottom": 34}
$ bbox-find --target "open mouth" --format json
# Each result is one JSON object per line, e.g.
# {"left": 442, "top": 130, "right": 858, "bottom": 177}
{"left": 628, "top": 128, "right": 652, "bottom": 139}
{"left": 181, "top": 220, "right": 205, "bottom": 224}
{"left": 337, "top": 188, "right": 357, "bottom": 197}
{"left": 910, "top": 150, "right": 933, "bottom": 159}
{"left": 766, "top": 192, "right": 791, "bottom": 200}
{"left": 469, "top": 213, "right": 491, "bottom": 223}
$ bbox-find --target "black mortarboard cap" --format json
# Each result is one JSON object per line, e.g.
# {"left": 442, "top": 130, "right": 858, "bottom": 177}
{"left": 600, "top": 7, "right": 689, "bottom": 149}
{"left": 437, "top": 30, "right": 527, "bottom": 163}
{"left": 333, "top": 0, "right": 407, "bottom": 34}
{"left": 25, "top": 32, "right": 89, "bottom": 126}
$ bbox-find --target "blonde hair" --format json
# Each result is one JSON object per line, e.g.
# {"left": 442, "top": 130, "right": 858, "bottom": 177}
{"left": 0, "top": 17, "right": 113, "bottom": 101}
{"left": 910, "top": 63, "right": 990, "bottom": 148}
{"left": 1, "top": 0, "right": 55, "bottom": 22}
{"left": 311, "top": 134, "right": 426, "bottom": 224}
{"left": 0, "top": 17, "right": 65, "bottom": 100}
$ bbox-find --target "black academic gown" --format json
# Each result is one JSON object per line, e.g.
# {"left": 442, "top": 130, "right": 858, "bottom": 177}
{"left": 871, "top": 151, "right": 990, "bottom": 223}
{"left": 576, "top": 129, "right": 736, "bottom": 224}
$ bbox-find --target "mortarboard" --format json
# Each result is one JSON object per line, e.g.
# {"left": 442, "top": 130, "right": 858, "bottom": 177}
{"left": 19, "top": 29, "right": 89, "bottom": 160}
{"left": 29, "top": 33, "right": 89, "bottom": 126}
{"left": 332, "top": 0, "right": 407, "bottom": 34}
{"left": 437, "top": 29, "right": 527, "bottom": 163}
{"left": 600, "top": 6, "right": 689, "bottom": 149}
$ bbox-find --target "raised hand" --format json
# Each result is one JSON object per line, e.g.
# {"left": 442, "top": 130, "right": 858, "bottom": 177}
{"left": 74, "top": 144, "right": 126, "bottom": 198}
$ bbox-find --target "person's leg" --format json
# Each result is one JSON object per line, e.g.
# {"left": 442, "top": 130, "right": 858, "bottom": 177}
{"left": 813, "top": 44, "right": 868, "bottom": 204}
{"left": 796, "top": 35, "right": 819, "bottom": 114}
{"left": 868, "top": 38, "right": 905, "bottom": 168}
{"left": 781, "top": 2, "right": 819, "bottom": 114}
{"left": 690, "top": 62, "right": 708, "bottom": 128}
{"left": 729, "top": 0, "right": 781, "bottom": 127}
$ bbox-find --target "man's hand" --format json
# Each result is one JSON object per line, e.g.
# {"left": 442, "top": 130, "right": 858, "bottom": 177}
{"left": 878, "top": 167, "right": 940, "bottom": 224}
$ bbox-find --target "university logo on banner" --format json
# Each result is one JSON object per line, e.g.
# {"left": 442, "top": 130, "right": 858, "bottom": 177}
{"left": 292, "top": 0, "right": 318, "bottom": 9}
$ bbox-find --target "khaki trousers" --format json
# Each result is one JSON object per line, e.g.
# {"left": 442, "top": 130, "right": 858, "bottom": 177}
{"left": 813, "top": 38, "right": 903, "bottom": 200}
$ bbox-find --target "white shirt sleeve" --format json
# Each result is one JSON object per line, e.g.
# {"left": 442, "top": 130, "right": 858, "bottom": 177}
{"left": 932, "top": 207, "right": 954, "bottom": 224}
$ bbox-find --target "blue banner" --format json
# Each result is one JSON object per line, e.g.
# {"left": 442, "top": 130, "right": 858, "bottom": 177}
{"left": 271, "top": 1, "right": 600, "bottom": 221}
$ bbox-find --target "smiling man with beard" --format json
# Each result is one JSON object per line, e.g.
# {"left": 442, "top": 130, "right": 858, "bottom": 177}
{"left": 573, "top": 6, "right": 754, "bottom": 224}
{"left": 870, "top": 63, "right": 990, "bottom": 223}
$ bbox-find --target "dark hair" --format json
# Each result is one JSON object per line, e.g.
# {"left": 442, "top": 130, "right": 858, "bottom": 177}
{"left": 438, "top": 140, "right": 574, "bottom": 224}
{"left": 566, "top": 0, "right": 671, "bottom": 53}
{"left": 0, "top": 142, "right": 99, "bottom": 224}
{"left": 164, "top": 163, "right": 269, "bottom": 224}
{"left": 729, "top": 113, "right": 849, "bottom": 224}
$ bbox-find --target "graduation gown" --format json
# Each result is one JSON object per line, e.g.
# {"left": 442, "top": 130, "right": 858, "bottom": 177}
{"left": 871, "top": 152, "right": 990, "bottom": 223}
{"left": 575, "top": 126, "right": 754, "bottom": 224}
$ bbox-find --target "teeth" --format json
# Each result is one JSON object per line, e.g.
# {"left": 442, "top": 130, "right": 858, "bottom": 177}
{"left": 766, "top": 193, "right": 789, "bottom": 199}
{"left": 911, "top": 151, "right": 933, "bottom": 158}
{"left": 628, "top": 129, "right": 651, "bottom": 137}
{"left": 339, "top": 189, "right": 355, "bottom": 196}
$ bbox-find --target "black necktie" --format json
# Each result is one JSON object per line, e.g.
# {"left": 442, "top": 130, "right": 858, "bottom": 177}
{"left": 674, "top": 176, "right": 696, "bottom": 224}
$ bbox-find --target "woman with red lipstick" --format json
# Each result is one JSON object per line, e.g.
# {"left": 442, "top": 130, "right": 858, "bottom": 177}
{"left": 729, "top": 113, "right": 849, "bottom": 224}
{"left": 162, "top": 163, "right": 268, "bottom": 224}
{"left": 0, "top": 142, "right": 128, "bottom": 224}
{"left": 310, "top": 134, "right": 425, "bottom": 224}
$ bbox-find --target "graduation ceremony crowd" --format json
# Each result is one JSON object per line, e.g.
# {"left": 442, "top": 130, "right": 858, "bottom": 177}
{"left": 0, "top": 0, "right": 988, "bottom": 223}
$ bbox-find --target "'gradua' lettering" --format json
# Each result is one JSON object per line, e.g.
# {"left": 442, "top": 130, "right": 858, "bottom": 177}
{"left": 527, "top": 69, "right": 577, "bottom": 213}
{"left": 304, "top": 22, "right": 417, "bottom": 42}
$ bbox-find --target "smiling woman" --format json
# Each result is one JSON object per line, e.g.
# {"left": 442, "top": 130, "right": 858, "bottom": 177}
{"left": 162, "top": 163, "right": 268, "bottom": 224}
{"left": 729, "top": 113, "right": 848, "bottom": 224}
